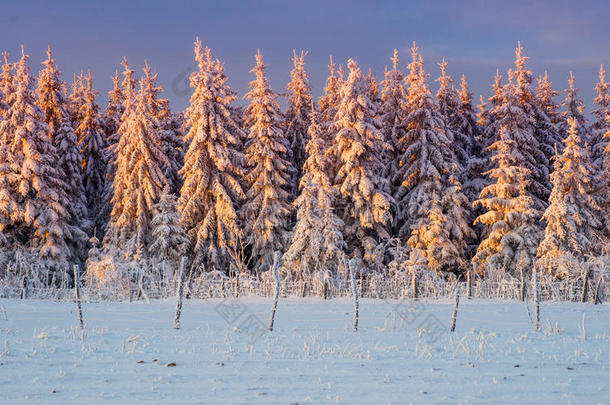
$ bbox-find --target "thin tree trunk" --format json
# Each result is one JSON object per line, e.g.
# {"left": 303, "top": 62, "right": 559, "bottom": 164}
{"left": 581, "top": 266, "right": 591, "bottom": 303}
{"left": 594, "top": 277, "right": 603, "bottom": 305}
{"left": 21, "top": 275, "right": 28, "bottom": 300}
{"left": 466, "top": 268, "right": 472, "bottom": 298}
{"left": 174, "top": 257, "right": 188, "bottom": 329}
{"left": 74, "top": 265, "right": 84, "bottom": 330}
{"left": 349, "top": 259, "right": 359, "bottom": 332}
{"left": 519, "top": 266, "right": 526, "bottom": 302}
{"left": 268, "top": 251, "right": 282, "bottom": 331}
{"left": 411, "top": 271, "right": 417, "bottom": 299}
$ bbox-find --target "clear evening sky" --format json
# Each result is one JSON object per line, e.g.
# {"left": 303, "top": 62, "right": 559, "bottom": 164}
{"left": 2, "top": 0, "right": 609, "bottom": 114}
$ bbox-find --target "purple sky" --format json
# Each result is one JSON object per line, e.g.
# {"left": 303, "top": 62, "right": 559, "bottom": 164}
{"left": 2, "top": 0, "right": 609, "bottom": 115}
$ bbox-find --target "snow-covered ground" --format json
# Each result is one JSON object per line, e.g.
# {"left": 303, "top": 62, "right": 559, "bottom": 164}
{"left": 0, "top": 297, "right": 608, "bottom": 404}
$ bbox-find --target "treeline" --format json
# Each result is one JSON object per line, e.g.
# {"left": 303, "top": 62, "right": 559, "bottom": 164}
{"left": 0, "top": 40, "right": 609, "bottom": 286}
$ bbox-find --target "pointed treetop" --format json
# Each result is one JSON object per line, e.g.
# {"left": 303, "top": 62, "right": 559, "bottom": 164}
{"left": 438, "top": 57, "right": 448, "bottom": 77}
{"left": 391, "top": 49, "right": 399, "bottom": 71}
{"left": 292, "top": 49, "right": 308, "bottom": 66}
{"left": 120, "top": 57, "right": 134, "bottom": 83}
{"left": 143, "top": 60, "right": 152, "bottom": 79}
{"left": 255, "top": 49, "right": 264, "bottom": 68}
{"left": 411, "top": 41, "right": 419, "bottom": 62}
{"left": 599, "top": 64, "right": 606, "bottom": 84}
{"left": 516, "top": 41, "right": 524, "bottom": 59}
{"left": 459, "top": 74, "right": 471, "bottom": 104}
{"left": 568, "top": 71, "right": 576, "bottom": 90}
{"left": 2, "top": 52, "right": 9, "bottom": 65}
{"left": 85, "top": 72, "right": 94, "bottom": 91}
{"left": 459, "top": 74, "right": 469, "bottom": 94}
{"left": 193, "top": 37, "right": 212, "bottom": 70}
{"left": 328, "top": 55, "right": 335, "bottom": 74}
{"left": 436, "top": 57, "right": 452, "bottom": 89}
{"left": 46, "top": 45, "right": 52, "bottom": 61}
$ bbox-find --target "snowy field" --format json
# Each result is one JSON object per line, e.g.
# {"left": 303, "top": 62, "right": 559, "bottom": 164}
{"left": 0, "top": 297, "right": 609, "bottom": 404}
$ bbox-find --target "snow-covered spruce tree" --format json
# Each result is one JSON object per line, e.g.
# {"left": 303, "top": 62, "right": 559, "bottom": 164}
{"left": 284, "top": 50, "right": 313, "bottom": 198}
{"left": 407, "top": 170, "right": 473, "bottom": 274}
{"left": 380, "top": 50, "right": 406, "bottom": 177}
{"left": 0, "top": 48, "right": 77, "bottom": 268}
{"left": 54, "top": 117, "right": 89, "bottom": 253}
{"left": 100, "top": 59, "right": 137, "bottom": 235}
{"left": 283, "top": 108, "right": 346, "bottom": 282}
{"left": 36, "top": 46, "right": 89, "bottom": 249}
{"left": 178, "top": 40, "right": 245, "bottom": 271}
{"left": 76, "top": 74, "right": 107, "bottom": 232}
{"left": 473, "top": 70, "right": 546, "bottom": 275}
{"left": 458, "top": 75, "right": 486, "bottom": 207}
{"left": 558, "top": 72, "right": 588, "bottom": 143}
{"left": 0, "top": 54, "right": 14, "bottom": 254}
{"left": 590, "top": 65, "right": 610, "bottom": 168}
{"left": 157, "top": 102, "right": 184, "bottom": 195}
{"left": 104, "top": 68, "right": 170, "bottom": 261}
{"left": 36, "top": 46, "right": 67, "bottom": 143}
{"left": 489, "top": 43, "right": 551, "bottom": 205}
{"left": 327, "top": 58, "right": 391, "bottom": 269}
{"left": 149, "top": 189, "right": 188, "bottom": 280}
{"left": 103, "top": 70, "right": 125, "bottom": 148}
{"left": 242, "top": 50, "right": 293, "bottom": 272}
{"left": 68, "top": 71, "right": 85, "bottom": 128}
{"left": 534, "top": 70, "right": 564, "bottom": 169}
{"left": 140, "top": 61, "right": 183, "bottom": 195}
{"left": 318, "top": 56, "right": 344, "bottom": 129}
{"left": 537, "top": 118, "right": 603, "bottom": 279}
{"left": 481, "top": 70, "right": 505, "bottom": 152}
{"left": 393, "top": 44, "right": 473, "bottom": 273}
{"left": 435, "top": 59, "right": 469, "bottom": 169}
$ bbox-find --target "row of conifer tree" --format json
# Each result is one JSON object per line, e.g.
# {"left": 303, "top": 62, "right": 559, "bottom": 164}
{"left": 0, "top": 40, "right": 608, "bottom": 284}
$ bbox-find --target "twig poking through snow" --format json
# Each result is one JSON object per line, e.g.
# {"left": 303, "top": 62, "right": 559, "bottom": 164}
{"left": 73, "top": 265, "right": 84, "bottom": 331}
{"left": 174, "top": 256, "right": 188, "bottom": 330}
{"left": 348, "top": 259, "right": 359, "bottom": 332}
{"left": 450, "top": 287, "right": 460, "bottom": 332}
{"left": 268, "top": 251, "right": 281, "bottom": 331}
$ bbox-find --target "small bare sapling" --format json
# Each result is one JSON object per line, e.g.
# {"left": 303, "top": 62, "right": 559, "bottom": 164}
{"left": 73, "top": 265, "right": 84, "bottom": 330}
{"left": 450, "top": 287, "right": 460, "bottom": 332}
{"left": 173, "top": 256, "right": 188, "bottom": 329}
{"left": 268, "top": 251, "right": 282, "bottom": 331}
